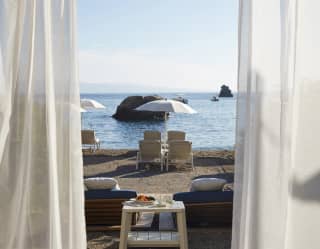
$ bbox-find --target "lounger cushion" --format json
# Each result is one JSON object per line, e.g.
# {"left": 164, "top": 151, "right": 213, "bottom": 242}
{"left": 84, "top": 177, "right": 119, "bottom": 190}
{"left": 173, "top": 190, "right": 233, "bottom": 204}
{"left": 85, "top": 189, "right": 137, "bottom": 200}
{"left": 191, "top": 178, "right": 227, "bottom": 191}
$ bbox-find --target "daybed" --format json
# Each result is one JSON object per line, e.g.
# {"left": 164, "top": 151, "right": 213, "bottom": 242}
{"left": 173, "top": 190, "right": 233, "bottom": 226}
{"left": 85, "top": 189, "right": 137, "bottom": 228}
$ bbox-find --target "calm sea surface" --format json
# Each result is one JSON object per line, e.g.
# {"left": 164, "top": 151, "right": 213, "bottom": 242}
{"left": 80, "top": 93, "right": 237, "bottom": 150}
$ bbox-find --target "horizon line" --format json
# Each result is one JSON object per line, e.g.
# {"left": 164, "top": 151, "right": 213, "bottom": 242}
{"left": 80, "top": 90, "right": 238, "bottom": 94}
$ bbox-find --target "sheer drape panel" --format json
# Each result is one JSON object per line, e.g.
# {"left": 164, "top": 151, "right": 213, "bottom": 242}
{"left": 233, "top": 1, "right": 320, "bottom": 249}
{"left": 0, "top": 1, "right": 86, "bottom": 249}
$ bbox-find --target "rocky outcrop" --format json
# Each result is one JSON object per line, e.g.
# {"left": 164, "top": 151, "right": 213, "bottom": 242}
{"left": 112, "top": 95, "right": 167, "bottom": 121}
{"left": 218, "top": 85, "right": 233, "bottom": 97}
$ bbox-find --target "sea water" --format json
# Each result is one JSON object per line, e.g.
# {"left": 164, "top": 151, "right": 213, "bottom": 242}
{"left": 81, "top": 93, "right": 236, "bottom": 150}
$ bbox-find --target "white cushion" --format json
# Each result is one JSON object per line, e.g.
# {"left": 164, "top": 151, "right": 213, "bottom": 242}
{"left": 84, "top": 177, "right": 119, "bottom": 190}
{"left": 191, "top": 178, "right": 227, "bottom": 191}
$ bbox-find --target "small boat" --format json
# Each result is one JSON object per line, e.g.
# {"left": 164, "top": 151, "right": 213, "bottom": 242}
{"left": 211, "top": 96, "right": 219, "bottom": 102}
{"left": 172, "top": 96, "right": 188, "bottom": 104}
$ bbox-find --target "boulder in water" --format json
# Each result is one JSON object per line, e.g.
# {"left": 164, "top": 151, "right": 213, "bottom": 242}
{"left": 112, "top": 95, "right": 167, "bottom": 121}
{"left": 218, "top": 85, "right": 233, "bottom": 97}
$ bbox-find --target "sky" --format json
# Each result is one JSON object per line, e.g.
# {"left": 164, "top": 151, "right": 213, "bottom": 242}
{"left": 77, "top": 0, "right": 238, "bottom": 93}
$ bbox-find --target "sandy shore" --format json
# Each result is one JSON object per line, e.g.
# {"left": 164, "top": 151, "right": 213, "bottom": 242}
{"left": 83, "top": 149, "right": 234, "bottom": 193}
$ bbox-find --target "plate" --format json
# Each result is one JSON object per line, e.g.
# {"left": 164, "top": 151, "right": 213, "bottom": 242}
{"left": 128, "top": 198, "right": 155, "bottom": 205}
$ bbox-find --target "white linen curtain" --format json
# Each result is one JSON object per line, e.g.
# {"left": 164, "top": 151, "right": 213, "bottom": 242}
{"left": 233, "top": 0, "right": 320, "bottom": 249}
{"left": 0, "top": 1, "right": 86, "bottom": 249}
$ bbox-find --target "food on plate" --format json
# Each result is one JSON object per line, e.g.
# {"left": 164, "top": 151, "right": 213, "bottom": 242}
{"left": 136, "top": 194, "right": 155, "bottom": 202}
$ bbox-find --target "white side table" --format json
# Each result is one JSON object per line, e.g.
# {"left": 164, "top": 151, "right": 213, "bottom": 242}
{"left": 119, "top": 201, "right": 188, "bottom": 249}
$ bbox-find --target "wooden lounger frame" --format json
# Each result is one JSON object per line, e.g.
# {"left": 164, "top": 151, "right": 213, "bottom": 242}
{"left": 85, "top": 198, "right": 136, "bottom": 231}
{"left": 184, "top": 202, "right": 233, "bottom": 226}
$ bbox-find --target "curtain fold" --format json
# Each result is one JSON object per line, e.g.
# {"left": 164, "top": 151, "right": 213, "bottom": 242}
{"left": 233, "top": 0, "right": 320, "bottom": 249}
{"left": 0, "top": 1, "right": 86, "bottom": 249}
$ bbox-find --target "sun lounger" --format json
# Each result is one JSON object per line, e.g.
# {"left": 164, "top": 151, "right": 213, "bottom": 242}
{"left": 81, "top": 130, "right": 100, "bottom": 151}
{"left": 136, "top": 140, "right": 164, "bottom": 171}
{"left": 173, "top": 190, "right": 233, "bottom": 226}
{"left": 167, "top": 130, "right": 186, "bottom": 141}
{"left": 166, "top": 140, "right": 194, "bottom": 171}
{"left": 144, "top": 130, "right": 161, "bottom": 141}
{"left": 85, "top": 189, "right": 137, "bottom": 229}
